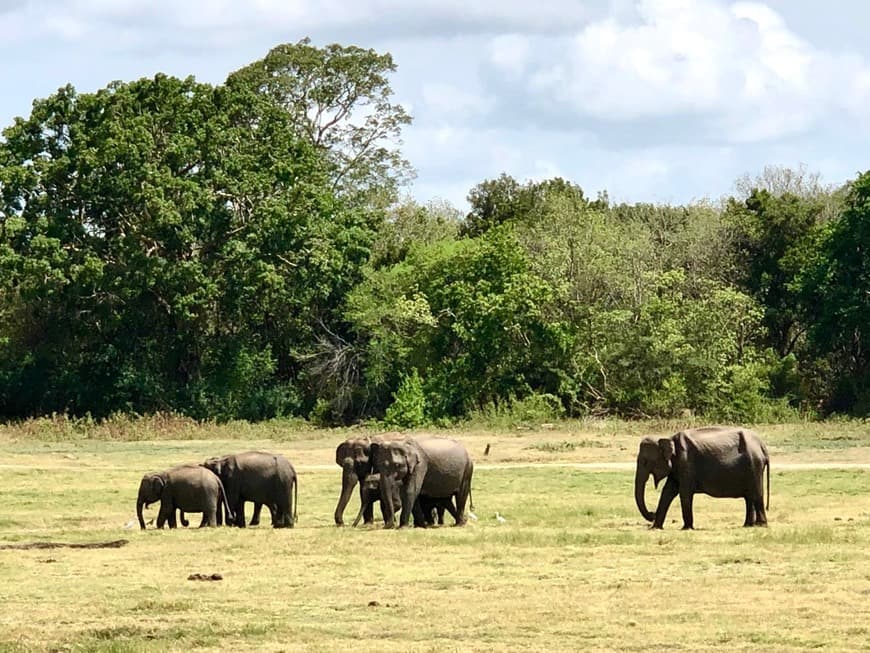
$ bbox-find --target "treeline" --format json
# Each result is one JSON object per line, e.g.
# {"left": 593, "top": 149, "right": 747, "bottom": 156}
{"left": 0, "top": 40, "right": 868, "bottom": 425}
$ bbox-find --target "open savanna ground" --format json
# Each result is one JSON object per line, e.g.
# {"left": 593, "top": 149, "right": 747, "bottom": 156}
{"left": 1, "top": 419, "right": 869, "bottom": 652}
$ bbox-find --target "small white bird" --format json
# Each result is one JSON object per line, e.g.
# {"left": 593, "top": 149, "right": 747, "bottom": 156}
{"left": 123, "top": 520, "right": 136, "bottom": 530}
{"left": 467, "top": 511, "right": 478, "bottom": 521}
{"left": 495, "top": 512, "right": 507, "bottom": 524}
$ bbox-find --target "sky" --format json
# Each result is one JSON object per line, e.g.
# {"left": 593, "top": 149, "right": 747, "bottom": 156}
{"left": 1, "top": 0, "right": 869, "bottom": 209}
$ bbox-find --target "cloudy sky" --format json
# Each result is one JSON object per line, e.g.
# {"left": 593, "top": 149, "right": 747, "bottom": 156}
{"left": 1, "top": 0, "right": 868, "bottom": 208}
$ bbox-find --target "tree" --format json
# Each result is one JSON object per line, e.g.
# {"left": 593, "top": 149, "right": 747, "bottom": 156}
{"left": 226, "top": 38, "right": 414, "bottom": 209}
{"left": 723, "top": 189, "right": 827, "bottom": 357}
{"left": 799, "top": 171, "right": 870, "bottom": 414}
{"left": 463, "top": 175, "right": 594, "bottom": 238}
{"left": 0, "top": 73, "right": 375, "bottom": 419}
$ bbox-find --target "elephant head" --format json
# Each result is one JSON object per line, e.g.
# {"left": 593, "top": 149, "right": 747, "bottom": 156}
{"left": 370, "top": 440, "right": 422, "bottom": 528}
{"left": 334, "top": 437, "right": 379, "bottom": 525}
{"left": 136, "top": 472, "right": 167, "bottom": 530}
{"left": 634, "top": 436, "right": 676, "bottom": 523}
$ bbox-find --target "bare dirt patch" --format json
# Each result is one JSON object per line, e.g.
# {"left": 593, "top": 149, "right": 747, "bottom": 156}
{"left": 0, "top": 539, "right": 129, "bottom": 550}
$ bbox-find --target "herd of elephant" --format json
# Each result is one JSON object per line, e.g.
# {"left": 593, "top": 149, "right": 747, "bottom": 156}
{"left": 137, "top": 426, "right": 771, "bottom": 532}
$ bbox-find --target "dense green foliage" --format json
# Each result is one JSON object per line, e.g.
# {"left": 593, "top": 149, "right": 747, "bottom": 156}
{"left": 1, "top": 40, "right": 868, "bottom": 423}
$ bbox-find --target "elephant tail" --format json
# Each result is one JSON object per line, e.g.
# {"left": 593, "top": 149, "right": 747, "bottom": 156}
{"left": 216, "top": 476, "right": 235, "bottom": 525}
{"left": 292, "top": 475, "right": 298, "bottom": 524}
{"left": 765, "top": 458, "right": 770, "bottom": 511}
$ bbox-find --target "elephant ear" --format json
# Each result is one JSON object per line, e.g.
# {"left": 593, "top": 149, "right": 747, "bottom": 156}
{"left": 657, "top": 438, "right": 676, "bottom": 463}
{"left": 335, "top": 441, "right": 350, "bottom": 466}
{"left": 147, "top": 474, "right": 166, "bottom": 499}
{"left": 405, "top": 445, "right": 422, "bottom": 478}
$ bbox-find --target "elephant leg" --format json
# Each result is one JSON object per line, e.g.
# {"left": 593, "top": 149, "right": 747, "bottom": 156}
{"left": 436, "top": 506, "right": 445, "bottom": 525}
{"left": 157, "top": 503, "right": 169, "bottom": 529}
{"left": 413, "top": 498, "right": 432, "bottom": 528}
{"left": 363, "top": 498, "right": 375, "bottom": 524}
{"left": 678, "top": 486, "right": 694, "bottom": 530}
{"left": 442, "top": 499, "right": 458, "bottom": 523}
{"left": 751, "top": 480, "right": 768, "bottom": 527}
{"left": 399, "top": 485, "right": 417, "bottom": 528}
{"left": 454, "top": 478, "right": 471, "bottom": 526}
{"left": 235, "top": 501, "right": 247, "bottom": 528}
{"left": 203, "top": 507, "right": 218, "bottom": 528}
{"left": 743, "top": 498, "right": 756, "bottom": 527}
{"left": 652, "top": 478, "right": 679, "bottom": 529}
{"left": 249, "top": 503, "right": 263, "bottom": 526}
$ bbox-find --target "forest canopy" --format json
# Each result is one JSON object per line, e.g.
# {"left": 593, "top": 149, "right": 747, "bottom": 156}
{"left": 1, "top": 39, "right": 868, "bottom": 424}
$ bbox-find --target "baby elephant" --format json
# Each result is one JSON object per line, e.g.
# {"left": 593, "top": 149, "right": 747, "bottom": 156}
{"left": 137, "top": 465, "right": 232, "bottom": 530}
{"left": 352, "top": 474, "right": 458, "bottom": 528}
{"left": 353, "top": 474, "right": 400, "bottom": 527}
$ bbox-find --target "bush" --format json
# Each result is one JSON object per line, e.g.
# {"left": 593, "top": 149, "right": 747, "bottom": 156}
{"left": 466, "top": 392, "right": 565, "bottom": 428}
{"left": 383, "top": 370, "right": 427, "bottom": 429}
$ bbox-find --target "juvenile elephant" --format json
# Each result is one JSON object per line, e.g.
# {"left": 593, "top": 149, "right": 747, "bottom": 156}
{"left": 137, "top": 465, "right": 231, "bottom": 530}
{"left": 635, "top": 426, "right": 770, "bottom": 530}
{"left": 371, "top": 437, "right": 474, "bottom": 529}
{"left": 351, "top": 474, "right": 400, "bottom": 527}
{"left": 334, "top": 434, "right": 406, "bottom": 526}
{"left": 351, "top": 475, "right": 457, "bottom": 528}
{"left": 417, "top": 495, "right": 458, "bottom": 527}
{"left": 202, "top": 451, "right": 297, "bottom": 528}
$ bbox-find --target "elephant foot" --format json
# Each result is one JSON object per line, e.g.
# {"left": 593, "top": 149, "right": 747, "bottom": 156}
{"left": 681, "top": 525, "right": 694, "bottom": 531}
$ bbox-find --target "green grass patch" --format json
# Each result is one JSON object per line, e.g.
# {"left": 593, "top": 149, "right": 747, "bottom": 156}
{"left": 1, "top": 427, "right": 870, "bottom": 651}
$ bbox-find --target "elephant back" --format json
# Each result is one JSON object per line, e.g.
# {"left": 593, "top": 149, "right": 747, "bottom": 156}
{"left": 416, "top": 437, "right": 472, "bottom": 497}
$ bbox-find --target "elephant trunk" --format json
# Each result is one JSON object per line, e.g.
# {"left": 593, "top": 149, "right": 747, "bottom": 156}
{"left": 334, "top": 466, "right": 358, "bottom": 526}
{"left": 137, "top": 493, "right": 147, "bottom": 530}
{"left": 379, "top": 474, "right": 397, "bottom": 528}
{"left": 635, "top": 467, "right": 656, "bottom": 523}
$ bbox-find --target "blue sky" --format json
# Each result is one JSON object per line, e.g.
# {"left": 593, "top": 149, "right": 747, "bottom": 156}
{"left": 1, "top": 0, "right": 868, "bottom": 209}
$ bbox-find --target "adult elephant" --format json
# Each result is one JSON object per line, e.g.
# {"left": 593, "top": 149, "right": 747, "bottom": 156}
{"left": 202, "top": 451, "right": 297, "bottom": 528}
{"left": 635, "top": 426, "right": 770, "bottom": 530}
{"left": 334, "top": 434, "right": 406, "bottom": 526}
{"left": 371, "top": 437, "right": 473, "bottom": 529}
{"left": 137, "top": 465, "right": 231, "bottom": 530}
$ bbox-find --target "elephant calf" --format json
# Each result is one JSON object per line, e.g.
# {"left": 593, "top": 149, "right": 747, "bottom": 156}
{"left": 137, "top": 465, "right": 231, "bottom": 530}
{"left": 352, "top": 474, "right": 399, "bottom": 527}
{"left": 635, "top": 426, "right": 770, "bottom": 530}
{"left": 352, "top": 474, "right": 458, "bottom": 528}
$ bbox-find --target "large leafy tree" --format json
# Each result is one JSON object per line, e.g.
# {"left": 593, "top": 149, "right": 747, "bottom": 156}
{"left": 0, "top": 73, "right": 374, "bottom": 419}
{"left": 723, "top": 189, "right": 828, "bottom": 357}
{"left": 798, "top": 171, "right": 870, "bottom": 413}
{"left": 227, "top": 38, "right": 413, "bottom": 209}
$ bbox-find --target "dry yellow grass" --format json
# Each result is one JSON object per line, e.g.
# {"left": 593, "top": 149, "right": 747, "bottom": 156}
{"left": 0, "top": 420, "right": 869, "bottom": 651}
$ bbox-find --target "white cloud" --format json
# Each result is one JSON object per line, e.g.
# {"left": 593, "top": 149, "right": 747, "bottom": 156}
{"left": 421, "top": 83, "right": 493, "bottom": 118}
{"left": 508, "top": 0, "right": 870, "bottom": 143}
{"left": 489, "top": 34, "right": 530, "bottom": 75}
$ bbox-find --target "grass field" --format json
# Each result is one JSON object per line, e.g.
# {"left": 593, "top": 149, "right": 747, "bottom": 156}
{"left": 1, "top": 419, "right": 869, "bottom": 652}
